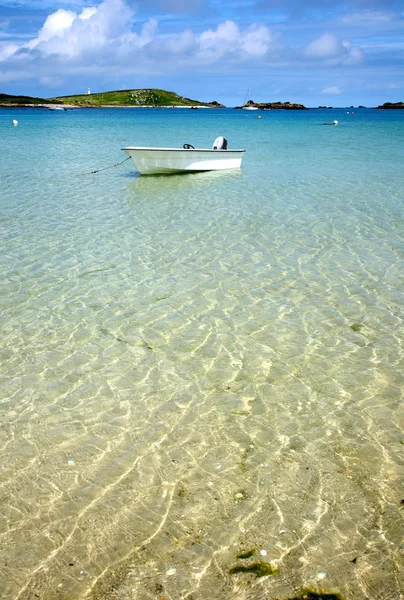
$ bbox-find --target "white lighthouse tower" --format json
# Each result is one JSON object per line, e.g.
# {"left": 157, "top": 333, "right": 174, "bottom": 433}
{"left": 87, "top": 87, "right": 91, "bottom": 95}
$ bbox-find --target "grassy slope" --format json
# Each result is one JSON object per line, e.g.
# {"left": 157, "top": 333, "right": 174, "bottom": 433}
{"left": 54, "top": 88, "right": 214, "bottom": 107}
{"left": 0, "top": 93, "right": 58, "bottom": 105}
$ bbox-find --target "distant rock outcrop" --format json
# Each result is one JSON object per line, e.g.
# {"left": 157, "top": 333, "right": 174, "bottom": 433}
{"left": 374, "top": 101, "right": 404, "bottom": 109}
{"left": 235, "top": 100, "right": 308, "bottom": 110}
{"left": 261, "top": 101, "right": 308, "bottom": 110}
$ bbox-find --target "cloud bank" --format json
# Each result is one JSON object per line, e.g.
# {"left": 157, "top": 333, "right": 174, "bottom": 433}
{"left": 0, "top": 0, "right": 364, "bottom": 84}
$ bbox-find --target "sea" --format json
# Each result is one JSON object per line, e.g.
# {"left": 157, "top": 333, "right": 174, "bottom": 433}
{"left": 0, "top": 106, "right": 403, "bottom": 600}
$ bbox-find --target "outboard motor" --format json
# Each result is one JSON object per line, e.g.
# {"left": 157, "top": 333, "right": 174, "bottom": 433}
{"left": 212, "top": 136, "right": 228, "bottom": 150}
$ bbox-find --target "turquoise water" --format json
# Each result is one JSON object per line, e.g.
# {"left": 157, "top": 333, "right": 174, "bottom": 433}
{"left": 1, "top": 107, "right": 403, "bottom": 600}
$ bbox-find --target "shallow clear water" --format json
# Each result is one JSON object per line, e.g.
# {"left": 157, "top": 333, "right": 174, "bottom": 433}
{"left": 0, "top": 107, "right": 403, "bottom": 600}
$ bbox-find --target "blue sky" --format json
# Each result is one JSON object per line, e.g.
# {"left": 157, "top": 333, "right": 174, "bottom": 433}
{"left": 0, "top": 0, "right": 403, "bottom": 106}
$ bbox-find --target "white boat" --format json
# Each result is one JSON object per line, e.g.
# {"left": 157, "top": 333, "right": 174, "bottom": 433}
{"left": 242, "top": 88, "right": 258, "bottom": 110}
{"left": 122, "top": 137, "right": 245, "bottom": 175}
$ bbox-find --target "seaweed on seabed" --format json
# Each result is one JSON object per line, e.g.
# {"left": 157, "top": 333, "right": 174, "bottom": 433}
{"left": 236, "top": 548, "right": 256, "bottom": 559}
{"left": 228, "top": 561, "right": 279, "bottom": 577}
{"left": 274, "top": 588, "right": 344, "bottom": 600}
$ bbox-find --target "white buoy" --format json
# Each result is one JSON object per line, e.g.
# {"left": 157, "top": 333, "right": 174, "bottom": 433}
{"left": 12, "top": 119, "right": 18, "bottom": 126}
{"left": 333, "top": 120, "right": 338, "bottom": 125}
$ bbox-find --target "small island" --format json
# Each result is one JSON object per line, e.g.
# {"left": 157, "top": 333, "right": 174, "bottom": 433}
{"left": 54, "top": 88, "right": 226, "bottom": 108}
{"left": 235, "top": 100, "right": 308, "bottom": 110}
{"left": 373, "top": 101, "right": 404, "bottom": 109}
{"left": 0, "top": 89, "right": 225, "bottom": 108}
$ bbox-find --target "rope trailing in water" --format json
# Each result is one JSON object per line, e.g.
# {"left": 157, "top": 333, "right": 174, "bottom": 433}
{"left": 75, "top": 156, "right": 130, "bottom": 176}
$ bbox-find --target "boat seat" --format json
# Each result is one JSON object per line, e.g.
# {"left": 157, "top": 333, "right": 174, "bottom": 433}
{"left": 212, "top": 136, "right": 228, "bottom": 150}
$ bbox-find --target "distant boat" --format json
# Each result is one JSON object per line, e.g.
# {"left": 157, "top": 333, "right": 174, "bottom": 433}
{"left": 49, "top": 106, "right": 66, "bottom": 111}
{"left": 122, "top": 136, "right": 245, "bottom": 175}
{"left": 242, "top": 88, "right": 258, "bottom": 111}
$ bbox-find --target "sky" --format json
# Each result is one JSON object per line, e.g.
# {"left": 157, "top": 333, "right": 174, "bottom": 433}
{"left": 0, "top": 0, "right": 403, "bottom": 107}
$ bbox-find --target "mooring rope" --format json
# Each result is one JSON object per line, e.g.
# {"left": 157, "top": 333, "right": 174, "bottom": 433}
{"left": 75, "top": 156, "right": 130, "bottom": 176}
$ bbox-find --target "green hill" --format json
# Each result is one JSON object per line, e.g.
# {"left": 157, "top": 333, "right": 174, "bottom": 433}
{"left": 53, "top": 88, "right": 224, "bottom": 107}
{"left": 0, "top": 93, "right": 59, "bottom": 106}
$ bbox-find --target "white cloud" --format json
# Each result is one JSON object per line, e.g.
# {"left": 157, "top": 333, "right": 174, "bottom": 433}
{"left": 2, "top": 1, "right": 278, "bottom": 68}
{"left": 80, "top": 7, "right": 98, "bottom": 20}
{"left": 197, "top": 20, "right": 277, "bottom": 62}
{"left": 321, "top": 86, "right": 342, "bottom": 94}
{"left": 0, "top": 41, "right": 19, "bottom": 61}
{"left": 242, "top": 24, "right": 274, "bottom": 57}
{"left": 27, "top": 9, "right": 77, "bottom": 48}
{"left": 0, "top": 66, "right": 32, "bottom": 83}
{"left": 21, "top": 0, "right": 137, "bottom": 58}
{"left": 39, "top": 76, "right": 63, "bottom": 87}
{"left": 161, "top": 29, "right": 195, "bottom": 55}
{"left": 363, "top": 81, "right": 402, "bottom": 90}
{"left": 199, "top": 20, "right": 240, "bottom": 53}
{"left": 341, "top": 41, "right": 363, "bottom": 64}
{"left": 303, "top": 32, "right": 364, "bottom": 65}
{"left": 305, "top": 33, "right": 344, "bottom": 59}
{"left": 340, "top": 10, "right": 395, "bottom": 25}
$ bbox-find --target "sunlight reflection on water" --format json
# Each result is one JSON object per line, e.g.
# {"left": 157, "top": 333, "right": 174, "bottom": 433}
{"left": 0, "top": 107, "right": 403, "bottom": 600}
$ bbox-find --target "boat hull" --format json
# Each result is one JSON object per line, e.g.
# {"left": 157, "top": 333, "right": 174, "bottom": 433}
{"left": 122, "top": 147, "right": 245, "bottom": 175}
